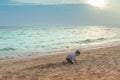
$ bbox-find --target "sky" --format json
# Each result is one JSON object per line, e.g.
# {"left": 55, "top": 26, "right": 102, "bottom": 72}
{"left": 0, "top": 0, "right": 120, "bottom": 26}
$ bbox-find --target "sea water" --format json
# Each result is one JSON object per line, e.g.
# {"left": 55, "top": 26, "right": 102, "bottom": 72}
{"left": 0, "top": 26, "right": 120, "bottom": 60}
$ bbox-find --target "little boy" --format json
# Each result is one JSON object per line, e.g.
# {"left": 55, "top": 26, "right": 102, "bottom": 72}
{"left": 66, "top": 50, "right": 81, "bottom": 64}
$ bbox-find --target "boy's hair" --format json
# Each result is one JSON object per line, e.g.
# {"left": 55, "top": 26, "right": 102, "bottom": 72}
{"left": 75, "top": 50, "right": 81, "bottom": 54}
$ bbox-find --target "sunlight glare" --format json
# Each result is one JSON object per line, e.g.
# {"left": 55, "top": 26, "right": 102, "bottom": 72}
{"left": 87, "top": 0, "right": 105, "bottom": 8}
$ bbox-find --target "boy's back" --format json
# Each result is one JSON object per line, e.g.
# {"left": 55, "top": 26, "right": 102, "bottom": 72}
{"left": 67, "top": 53, "right": 76, "bottom": 61}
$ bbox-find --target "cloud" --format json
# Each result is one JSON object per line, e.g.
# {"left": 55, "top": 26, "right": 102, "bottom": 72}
{"left": 10, "top": 0, "right": 86, "bottom": 5}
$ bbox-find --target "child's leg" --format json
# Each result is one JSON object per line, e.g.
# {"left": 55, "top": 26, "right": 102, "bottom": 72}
{"left": 66, "top": 58, "right": 73, "bottom": 64}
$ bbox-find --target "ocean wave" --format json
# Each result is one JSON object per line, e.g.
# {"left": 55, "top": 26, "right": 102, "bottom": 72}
{"left": 72, "top": 38, "right": 105, "bottom": 44}
{"left": 0, "top": 48, "right": 16, "bottom": 51}
{"left": 0, "top": 26, "right": 119, "bottom": 61}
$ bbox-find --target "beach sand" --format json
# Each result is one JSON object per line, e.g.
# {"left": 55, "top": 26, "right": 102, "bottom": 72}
{"left": 0, "top": 46, "right": 120, "bottom": 80}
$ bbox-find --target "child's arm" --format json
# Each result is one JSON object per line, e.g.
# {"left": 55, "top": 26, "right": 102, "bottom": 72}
{"left": 74, "top": 59, "right": 78, "bottom": 64}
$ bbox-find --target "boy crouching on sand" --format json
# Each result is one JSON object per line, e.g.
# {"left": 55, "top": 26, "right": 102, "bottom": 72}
{"left": 66, "top": 50, "right": 81, "bottom": 64}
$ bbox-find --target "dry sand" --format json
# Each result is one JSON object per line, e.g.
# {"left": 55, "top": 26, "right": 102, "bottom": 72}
{"left": 0, "top": 46, "right": 120, "bottom": 80}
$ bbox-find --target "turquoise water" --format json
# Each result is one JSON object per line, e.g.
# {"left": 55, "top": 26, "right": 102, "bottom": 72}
{"left": 0, "top": 26, "right": 120, "bottom": 60}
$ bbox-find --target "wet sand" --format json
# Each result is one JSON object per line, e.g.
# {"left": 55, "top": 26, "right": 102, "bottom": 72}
{"left": 0, "top": 46, "right": 120, "bottom": 80}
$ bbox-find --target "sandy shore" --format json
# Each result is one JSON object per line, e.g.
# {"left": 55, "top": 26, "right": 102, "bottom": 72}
{"left": 0, "top": 46, "right": 120, "bottom": 80}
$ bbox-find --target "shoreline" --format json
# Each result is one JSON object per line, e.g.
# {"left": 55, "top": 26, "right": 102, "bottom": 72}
{"left": 0, "top": 46, "right": 120, "bottom": 80}
{"left": 0, "top": 40, "right": 120, "bottom": 62}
